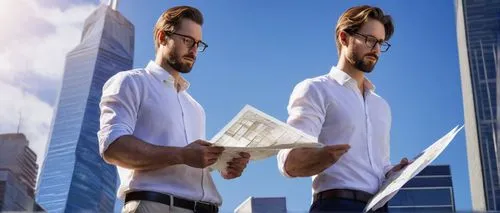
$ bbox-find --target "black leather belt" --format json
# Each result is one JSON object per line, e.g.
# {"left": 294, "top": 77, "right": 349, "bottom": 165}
{"left": 314, "top": 189, "right": 374, "bottom": 203}
{"left": 125, "top": 191, "right": 218, "bottom": 213}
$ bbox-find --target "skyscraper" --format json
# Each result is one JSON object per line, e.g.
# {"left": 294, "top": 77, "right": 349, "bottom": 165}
{"left": 1, "top": 169, "right": 45, "bottom": 212}
{"left": 389, "top": 165, "right": 455, "bottom": 213}
{"left": 456, "top": 0, "right": 500, "bottom": 211}
{"left": 234, "top": 197, "right": 287, "bottom": 213}
{"left": 36, "top": 2, "right": 134, "bottom": 212}
{"left": 0, "top": 133, "right": 38, "bottom": 196}
{"left": 0, "top": 133, "right": 43, "bottom": 212}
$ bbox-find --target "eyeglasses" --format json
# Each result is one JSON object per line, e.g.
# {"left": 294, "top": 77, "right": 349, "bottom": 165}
{"left": 165, "top": 31, "right": 208, "bottom": 52}
{"left": 350, "top": 32, "right": 391, "bottom": 52}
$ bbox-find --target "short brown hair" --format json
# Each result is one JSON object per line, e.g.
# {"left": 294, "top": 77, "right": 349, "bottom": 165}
{"left": 153, "top": 6, "right": 204, "bottom": 51}
{"left": 335, "top": 5, "right": 394, "bottom": 55}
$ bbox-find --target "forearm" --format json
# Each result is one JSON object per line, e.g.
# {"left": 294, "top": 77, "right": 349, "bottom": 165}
{"left": 284, "top": 148, "right": 332, "bottom": 177}
{"left": 103, "top": 135, "right": 184, "bottom": 171}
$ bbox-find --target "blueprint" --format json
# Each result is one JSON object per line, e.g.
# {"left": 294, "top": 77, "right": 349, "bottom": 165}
{"left": 364, "top": 125, "right": 464, "bottom": 212}
{"left": 209, "top": 105, "right": 322, "bottom": 171}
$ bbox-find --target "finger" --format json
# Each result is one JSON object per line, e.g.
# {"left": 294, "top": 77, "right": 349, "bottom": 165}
{"left": 222, "top": 171, "right": 236, "bottom": 179}
{"left": 228, "top": 157, "right": 248, "bottom": 164}
{"left": 325, "top": 144, "right": 351, "bottom": 151}
{"left": 205, "top": 149, "right": 224, "bottom": 157}
{"left": 237, "top": 157, "right": 250, "bottom": 165}
{"left": 206, "top": 153, "right": 222, "bottom": 160}
{"left": 203, "top": 156, "right": 221, "bottom": 164}
{"left": 400, "top": 158, "right": 410, "bottom": 165}
{"left": 239, "top": 152, "right": 251, "bottom": 158}
{"left": 195, "top": 140, "right": 213, "bottom": 146}
{"left": 327, "top": 148, "right": 349, "bottom": 156}
{"left": 241, "top": 156, "right": 250, "bottom": 164}
{"left": 227, "top": 163, "right": 246, "bottom": 172}
{"left": 221, "top": 172, "right": 231, "bottom": 179}
{"left": 206, "top": 158, "right": 218, "bottom": 166}
{"left": 396, "top": 165, "right": 405, "bottom": 171}
{"left": 225, "top": 167, "right": 242, "bottom": 176}
{"left": 207, "top": 146, "right": 225, "bottom": 153}
{"left": 207, "top": 150, "right": 224, "bottom": 156}
{"left": 227, "top": 165, "right": 246, "bottom": 172}
{"left": 227, "top": 162, "right": 247, "bottom": 168}
{"left": 206, "top": 156, "right": 218, "bottom": 162}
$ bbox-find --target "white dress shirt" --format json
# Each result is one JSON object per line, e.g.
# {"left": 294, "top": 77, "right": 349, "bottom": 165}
{"left": 98, "top": 61, "right": 222, "bottom": 205}
{"left": 277, "top": 66, "right": 393, "bottom": 195}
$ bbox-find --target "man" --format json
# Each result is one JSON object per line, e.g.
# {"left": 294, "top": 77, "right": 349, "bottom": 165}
{"left": 277, "top": 5, "right": 409, "bottom": 212}
{"left": 98, "top": 6, "right": 250, "bottom": 213}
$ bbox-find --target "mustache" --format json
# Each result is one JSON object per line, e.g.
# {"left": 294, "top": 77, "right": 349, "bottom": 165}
{"left": 183, "top": 54, "right": 196, "bottom": 61}
{"left": 364, "top": 54, "right": 378, "bottom": 60}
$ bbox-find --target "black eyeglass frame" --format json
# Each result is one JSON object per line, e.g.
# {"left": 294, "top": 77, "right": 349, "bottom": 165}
{"left": 164, "top": 31, "right": 208, "bottom": 52}
{"left": 348, "top": 31, "right": 391, "bottom": 52}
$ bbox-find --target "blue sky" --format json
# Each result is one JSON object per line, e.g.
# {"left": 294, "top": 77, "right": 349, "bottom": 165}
{"left": 2, "top": 0, "right": 469, "bottom": 212}
{"left": 116, "top": 0, "right": 468, "bottom": 212}
{"left": 113, "top": 0, "right": 469, "bottom": 212}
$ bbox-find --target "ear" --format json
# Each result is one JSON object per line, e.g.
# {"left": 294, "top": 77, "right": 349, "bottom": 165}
{"left": 339, "top": 31, "right": 349, "bottom": 48}
{"left": 156, "top": 30, "right": 167, "bottom": 46}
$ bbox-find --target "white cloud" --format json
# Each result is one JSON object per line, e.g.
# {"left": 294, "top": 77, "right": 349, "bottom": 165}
{"left": 0, "top": 0, "right": 99, "bottom": 172}
{"left": 0, "top": 83, "right": 53, "bottom": 162}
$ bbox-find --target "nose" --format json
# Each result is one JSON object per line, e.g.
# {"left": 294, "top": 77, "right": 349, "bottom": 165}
{"left": 371, "top": 42, "right": 382, "bottom": 54}
{"left": 189, "top": 44, "right": 198, "bottom": 56}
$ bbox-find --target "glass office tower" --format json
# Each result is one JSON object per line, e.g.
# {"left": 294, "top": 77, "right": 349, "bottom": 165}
{"left": 389, "top": 165, "right": 455, "bottom": 213}
{"left": 456, "top": 0, "right": 500, "bottom": 210}
{"left": 36, "top": 3, "right": 134, "bottom": 212}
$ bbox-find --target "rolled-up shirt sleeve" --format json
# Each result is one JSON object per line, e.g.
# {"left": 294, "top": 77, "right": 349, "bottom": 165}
{"left": 277, "top": 80, "right": 326, "bottom": 177}
{"left": 97, "top": 72, "right": 140, "bottom": 157}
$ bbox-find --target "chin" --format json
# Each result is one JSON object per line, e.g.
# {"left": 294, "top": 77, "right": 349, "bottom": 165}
{"left": 181, "top": 66, "right": 194, "bottom": 73}
{"left": 179, "top": 69, "right": 192, "bottom": 74}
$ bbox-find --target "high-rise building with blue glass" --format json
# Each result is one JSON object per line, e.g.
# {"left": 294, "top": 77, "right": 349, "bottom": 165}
{"left": 235, "top": 197, "right": 287, "bottom": 213}
{"left": 36, "top": 3, "right": 134, "bottom": 212}
{"left": 389, "top": 165, "right": 455, "bottom": 213}
{"left": 456, "top": 0, "right": 500, "bottom": 211}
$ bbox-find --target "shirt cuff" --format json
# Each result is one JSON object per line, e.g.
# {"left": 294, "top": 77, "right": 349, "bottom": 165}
{"left": 98, "top": 124, "right": 133, "bottom": 157}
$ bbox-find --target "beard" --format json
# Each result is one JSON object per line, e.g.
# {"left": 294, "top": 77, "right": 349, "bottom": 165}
{"left": 166, "top": 49, "right": 196, "bottom": 73}
{"left": 349, "top": 51, "right": 378, "bottom": 73}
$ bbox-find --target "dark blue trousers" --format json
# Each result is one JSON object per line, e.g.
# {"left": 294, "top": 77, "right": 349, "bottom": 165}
{"left": 310, "top": 197, "right": 388, "bottom": 213}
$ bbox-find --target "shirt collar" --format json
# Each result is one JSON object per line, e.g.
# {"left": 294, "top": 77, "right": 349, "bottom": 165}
{"left": 328, "top": 66, "right": 376, "bottom": 91}
{"left": 145, "top": 60, "right": 190, "bottom": 92}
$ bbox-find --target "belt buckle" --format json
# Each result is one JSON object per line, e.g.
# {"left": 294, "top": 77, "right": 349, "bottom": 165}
{"left": 194, "top": 201, "right": 206, "bottom": 213}
{"left": 193, "top": 201, "right": 199, "bottom": 212}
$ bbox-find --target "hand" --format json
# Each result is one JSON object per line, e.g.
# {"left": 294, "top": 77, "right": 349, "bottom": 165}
{"left": 181, "top": 140, "right": 224, "bottom": 168}
{"left": 221, "top": 152, "right": 250, "bottom": 179}
{"left": 320, "top": 144, "right": 350, "bottom": 165}
{"left": 386, "top": 157, "right": 411, "bottom": 177}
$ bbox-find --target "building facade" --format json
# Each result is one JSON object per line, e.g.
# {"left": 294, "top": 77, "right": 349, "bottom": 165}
{"left": 0, "top": 133, "right": 38, "bottom": 196}
{"left": 456, "top": 0, "right": 500, "bottom": 210}
{"left": 0, "top": 133, "right": 43, "bottom": 212}
{"left": 36, "top": 3, "right": 134, "bottom": 212}
{"left": 235, "top": 197, "right": 287, "bottom": 213}
{"left": 0, "top": 169, "right": 45, "bottom": 212}
{"left": 389, "top": 165, "right": 455, "bottom": 212}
